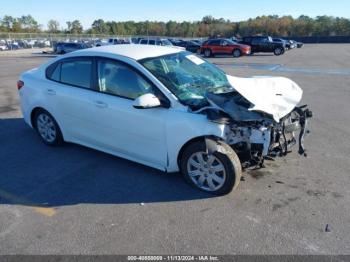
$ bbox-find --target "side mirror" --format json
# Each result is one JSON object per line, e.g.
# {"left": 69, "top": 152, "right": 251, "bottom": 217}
{"left": 133, "top": 93, "right": 162, "bottom": 109}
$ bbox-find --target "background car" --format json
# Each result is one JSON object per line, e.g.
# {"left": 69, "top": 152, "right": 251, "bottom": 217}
{"left": 0, "top": 43, "right": 8, "bottom": 51}
{"left": 292, "top": 40, "right": 304, "bottom": 48}
{"left": 108, "top": 38, "right": 130, "bottom": 45}
{"left": 190, "top": 39, "right": 204, "bottom": 45}
{"left": 273, "top": 38, "right": 291, "bottom": 49}
{"left": 55, "top": 42, "right": 88, "bottom": 54}
{"left": 172, "top": 40, "right": 201, "bottom": 53}
{"left": 286, "top": 40, "right": 297, "bottom": 49}
{"left": 131, "top": 37, "right": 143, "bottom": 44}
{"left": 138, "top": 38, "right": 173, "bottom": 46}
{"left": 200, "top": 38, "right": 251, "bottom": 58}
{"left": 240, "top": 36, "right": 286, "bottom": 55}
{"left": 6, "top": 42, "right": 20, "bottom": 50}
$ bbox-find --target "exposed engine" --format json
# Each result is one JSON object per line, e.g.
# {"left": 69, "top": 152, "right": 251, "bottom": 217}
{"left": 195, "top": 90, "right": 313, "bottom": 168}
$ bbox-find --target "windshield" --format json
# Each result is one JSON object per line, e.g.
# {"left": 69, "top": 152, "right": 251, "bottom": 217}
{"left": 140, "top": 51, "right": 232, "bottom": 107}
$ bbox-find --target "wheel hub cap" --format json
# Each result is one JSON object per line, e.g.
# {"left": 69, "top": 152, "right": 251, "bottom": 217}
{"left": 37, "top": 113, "right": 56, "bottom": 143}
{"left": 187, "top": 152, "right": 226, "bottom": 191}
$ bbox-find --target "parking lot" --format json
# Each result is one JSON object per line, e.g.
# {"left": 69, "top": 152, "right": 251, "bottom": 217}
{"left": 0, "top": 44, "right": 349, "bottom": 254}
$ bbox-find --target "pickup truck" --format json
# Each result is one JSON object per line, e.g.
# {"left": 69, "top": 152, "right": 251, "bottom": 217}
{"left": 240, "top": 36, "right": 286, "bottom": 56}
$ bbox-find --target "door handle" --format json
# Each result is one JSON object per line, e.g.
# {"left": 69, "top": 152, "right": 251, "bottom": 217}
{"left": 94, "top": 101, "right": 108, "bottom": 108}
{"left": 46, "top": 89, "right": 56, "bottom": 95}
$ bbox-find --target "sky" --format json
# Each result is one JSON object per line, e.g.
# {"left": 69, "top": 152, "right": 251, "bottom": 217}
{"left": 1, "top": 0, "right": 349, "bottom": 29}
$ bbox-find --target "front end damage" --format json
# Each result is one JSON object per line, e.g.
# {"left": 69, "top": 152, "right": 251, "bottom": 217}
{"left": 196, "top": 76, "right": 313, "bottom": 168}
{"left": 222, "top": 105, "right": 312, "bottom": 168}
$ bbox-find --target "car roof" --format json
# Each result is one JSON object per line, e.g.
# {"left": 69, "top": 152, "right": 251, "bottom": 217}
{"left": 71, "top": 44, "right": 182, "bottom": 60}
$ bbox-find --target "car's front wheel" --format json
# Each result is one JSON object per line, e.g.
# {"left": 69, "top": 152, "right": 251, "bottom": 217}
{"left": 33, "top": 109, "right": 63, "bottom": 146}
{"left": 180, "top": 139, "right": 242, "bottom": 195}
{"left": 232, "top": 49, "right": 241, "bottom": 58}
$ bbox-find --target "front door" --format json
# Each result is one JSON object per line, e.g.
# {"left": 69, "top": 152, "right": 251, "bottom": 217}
{"left": 90, "top": 58, "right": 169, "bottom": 168}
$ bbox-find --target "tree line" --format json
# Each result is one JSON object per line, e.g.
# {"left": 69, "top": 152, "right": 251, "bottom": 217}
{"left": 1, "top": 14, "right": 350, "bottom": 37}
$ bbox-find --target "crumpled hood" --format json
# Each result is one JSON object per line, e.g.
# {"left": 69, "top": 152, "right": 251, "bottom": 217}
{"left": 226, "top": 75, "right": 303, "bottom": 122}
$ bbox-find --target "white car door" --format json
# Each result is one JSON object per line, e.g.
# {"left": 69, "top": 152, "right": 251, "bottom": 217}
{"left": 89, "top": 58, "right": 169, "bottom": 169}
{"left": 45, "top": 57, "right": 101, "bottom": 144}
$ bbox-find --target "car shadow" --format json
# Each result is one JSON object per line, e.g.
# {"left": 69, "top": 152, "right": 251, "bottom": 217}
{"left": 248, "top": 54, "right": 276, "bottom": 57}
{"left": 0, "top": 118, "right": 214, "bottom": 208}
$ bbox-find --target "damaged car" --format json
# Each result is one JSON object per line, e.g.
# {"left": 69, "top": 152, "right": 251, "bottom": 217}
{"left": 18, "top": 45, "right": 312, "bottom": 195}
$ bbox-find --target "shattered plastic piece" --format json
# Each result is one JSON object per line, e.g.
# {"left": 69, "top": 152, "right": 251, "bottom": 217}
{"left": 325, "top": 224, "right": 331, "bottom": 232}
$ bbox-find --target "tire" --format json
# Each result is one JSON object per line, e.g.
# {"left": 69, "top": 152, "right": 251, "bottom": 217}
{"left": 33, "top": 109, "right": 63, "bottom": 146}
{"left": 180, "top": 139, "right": 242, "bottom": 195}
{"left": 204, "top": 49, "right": 212, "bottom": 58}
{"left": 274, "top": 47, "right": 283, "bottom": 56}
{"left": 232, "top": 49, "right": 241, "bottom": 58}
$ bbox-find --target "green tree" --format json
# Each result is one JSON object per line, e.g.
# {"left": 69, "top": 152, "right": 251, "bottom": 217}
{"left": 19, "top": 15, "right": 40, "bottom": 32}
{"left": 66, "top": 20, "right": 83, "bottom": 34}
{"left": 47, "top": 19, "right": 60, "bottom": 33}
{"left": 91, "top": 19, "right": 108, "bottom": 34}
{"left": 1, "top": 15, "right": 15, "bottom": 31}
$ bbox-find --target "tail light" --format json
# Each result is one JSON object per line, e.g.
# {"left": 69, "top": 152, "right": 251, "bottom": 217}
{"left": 17, "top": 80, "right": 24, "bottom": 90}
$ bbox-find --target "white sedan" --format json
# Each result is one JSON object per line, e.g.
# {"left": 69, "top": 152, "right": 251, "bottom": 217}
{"left": 18, "top": 45, "right": 312, "bottom": 195}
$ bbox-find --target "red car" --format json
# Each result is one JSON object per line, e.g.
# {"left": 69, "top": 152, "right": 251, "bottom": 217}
{"left": 200, "top": 38, "right": 251, "bottom": 58}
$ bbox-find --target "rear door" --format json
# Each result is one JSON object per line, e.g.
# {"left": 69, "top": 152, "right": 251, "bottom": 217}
{"left": 45, "top": 57, "right": 100, "bottom": 143}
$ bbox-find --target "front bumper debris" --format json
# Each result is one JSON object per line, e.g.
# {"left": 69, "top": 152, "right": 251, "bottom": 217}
{"left": 223, "top": 105, "right": 313, "bottom": 169}
{"left": 269, "top": 105, "right": 312, "bottom": 158}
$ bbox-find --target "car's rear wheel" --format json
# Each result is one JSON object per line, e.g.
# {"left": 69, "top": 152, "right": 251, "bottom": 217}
{"left": 274, "top": 47, "right": 283, "bottom": 56}
{"left": 33, "top": 109, "right": 63, "bottom": 146}
{"left": 232, "top": 49, "right": 241, "bottom": 58}
{"left": 204, "top": 49, "right": 212, "bottom": 58}
{"left": 180, "top": 139, "right": 242, "bottom": 195}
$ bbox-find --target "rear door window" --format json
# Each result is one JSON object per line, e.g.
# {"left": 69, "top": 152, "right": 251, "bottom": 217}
{"left": 61, "top": 60, "right": 92, "bottom": 88}
{"left": 46, "top": 58, "right": 93, "bottom": 89}
{"left": 50, "top": 64, "right": 61, "bottom": 81}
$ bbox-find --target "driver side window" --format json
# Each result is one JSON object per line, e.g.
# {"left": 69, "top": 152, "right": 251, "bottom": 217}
{"left": 97, "top": 59, "right": 155, "bottom": 100}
